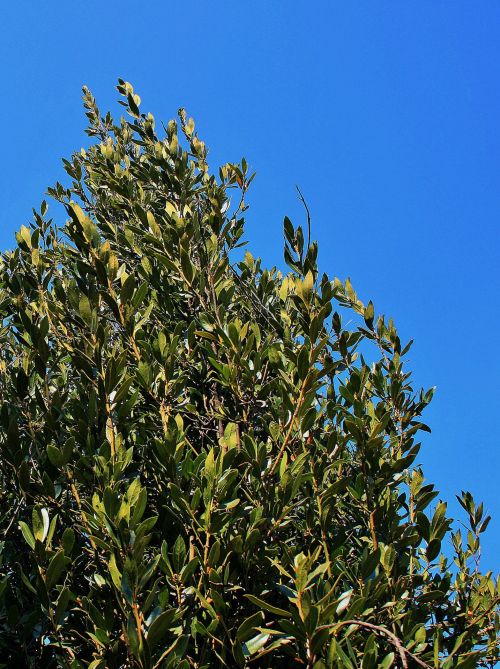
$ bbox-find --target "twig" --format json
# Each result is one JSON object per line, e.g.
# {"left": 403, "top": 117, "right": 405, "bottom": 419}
{"left": 321, "top": 619, "right": 433, "bottom": 669}
{"left": 3, "top": 497, "right": 23, "bottom": 538}
{"left": 266, "top": 375, "right": 308, "bottom": 478}
{"left": 296, "top": 186, "right": 311, "bottom": 257}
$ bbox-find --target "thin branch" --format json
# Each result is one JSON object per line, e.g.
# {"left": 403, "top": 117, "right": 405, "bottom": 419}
{"left": 266, "top": 374, "right": 309, "bottom": 478}
{"left": 321, "top": 619, "right": 433, "bottom": 669}
{"left": 296, "top": 185, "right": 311, "bottom": 256}
{"left": 2, "top": 497, "right": 24, "bottom": 538}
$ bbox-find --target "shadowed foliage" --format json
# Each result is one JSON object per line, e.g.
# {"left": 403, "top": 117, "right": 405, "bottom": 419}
{"left": 0, "top": 81, "right": 498, "bottom": 668}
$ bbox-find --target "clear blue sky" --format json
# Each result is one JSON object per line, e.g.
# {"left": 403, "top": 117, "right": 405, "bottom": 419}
{"left": 1, "top": 2, "right": 498, "bottom": 569}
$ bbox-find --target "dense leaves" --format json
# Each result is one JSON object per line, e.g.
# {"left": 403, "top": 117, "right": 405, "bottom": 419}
{"left": 0, "top": 81, "right": 498, "bottom": 668}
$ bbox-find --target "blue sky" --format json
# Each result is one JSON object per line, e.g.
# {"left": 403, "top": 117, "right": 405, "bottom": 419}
{"left": 1, "top": 2, "right": 498, "bottom": 568}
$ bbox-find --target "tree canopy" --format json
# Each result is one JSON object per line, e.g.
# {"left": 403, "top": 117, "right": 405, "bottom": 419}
{"left": 0, "top": 81, "right": 497, "bottom": 669}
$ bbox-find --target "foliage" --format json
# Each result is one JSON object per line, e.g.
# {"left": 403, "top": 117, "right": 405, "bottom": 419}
{"left": 0, "top": 81, "right": 497, "bottom": 668}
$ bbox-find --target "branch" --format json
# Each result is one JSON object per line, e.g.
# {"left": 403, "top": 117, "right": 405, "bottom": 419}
{"left": 320, "top": 620, "right": 433, "bottom": 669}
{"left": 296, "top": 186, "right": 311, "bottom": 257}
{"left": 266, "top": 375, "right": 308, "bottom": 478}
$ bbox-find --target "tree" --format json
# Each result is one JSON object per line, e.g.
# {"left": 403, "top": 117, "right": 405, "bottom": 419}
{"left": 0, "top": 81, "right": 497, "bottom": 669}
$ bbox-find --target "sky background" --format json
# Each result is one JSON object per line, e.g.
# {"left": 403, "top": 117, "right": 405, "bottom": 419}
{"left": 0, "top": 2, "right": 498, "bottom": 569}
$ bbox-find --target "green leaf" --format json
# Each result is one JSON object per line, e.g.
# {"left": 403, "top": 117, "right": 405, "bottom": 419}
{"left": 127, "top": 92, "right": 141, "bottom": 118}
{"left": 54, "top": 587, "right": 72, "bottom": 625}
{"left": 297, "top": 346, "right": 309, "bottom": 380}
{"left": 426, "top": 538, "right": 441, "bottom": 561}
{"left": 243, "top": 633, "right": 270, "bottom": 657}
{"left": 172, "top": 535, "right": 186, "bottom": 573}
{"left": 237, "top": 611, "right": 264, "bottom": 641}
{"left": 147, "top": 608, "right": 176, "bottom": 649}
{"left": 244, "top": 594, "right": 291, "bottom": 618}
{"left": 296, "top": 271, "right": 314, "bottom": 303}
{"left": 204, "top": 448, "right": 216, "bottom": 483}
{"left": 147, "top": 210, "right": 161, "bottom": 237}
{"left": 19, "top": 224, "right": 32, "bottom": 248}
{"left": 221, "top": 422, "right": 239, "bottom": 450}
{"left": 180, "top": 249, "right": 194, "bottom": 284}
{"left": 364, "top": 301, "right": 374, "bottom": 328}
{"left": 207, "top": 539, "right": 221, "bottom": 567}
{"left": 127, "top": 612, "right": 142, "bottom": 658}
{"left": 120, "top": 274, "right": 136, "bottom": 304}
{"left": 335, "top": 589, "right": 353, "bottom": 615}
{"left": 180, "top": 557, "right": 199, "bottom": 583}
{"left": 108, "top": 553, "right": 122, "bottom": 590}
{"left": 68, "top": 201, "right": 86, "bottom": 226}
{"left": 47, "top": 444, "right": 64, "bottom": 467}
{"left": 32, "top": 506, "right": 50, "bottom": 543}
{"left": 62, "top": 527, "right": 75, "bottom": 555}
{"left": 45, "top": 550, "right": 69, "bottom": 590}
{"left": 284, "top": 216, "right": 294, "bottom": 244}
{"left": 379, "top": 653, "right": 395, "bottom": 669}
{"left": 79, "top": 294, "right": 92, "bottom": 323}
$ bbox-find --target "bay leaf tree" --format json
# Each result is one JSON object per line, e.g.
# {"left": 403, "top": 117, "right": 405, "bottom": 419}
{"left": 0, "top": 81, "right": 497, "bottom": 668}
